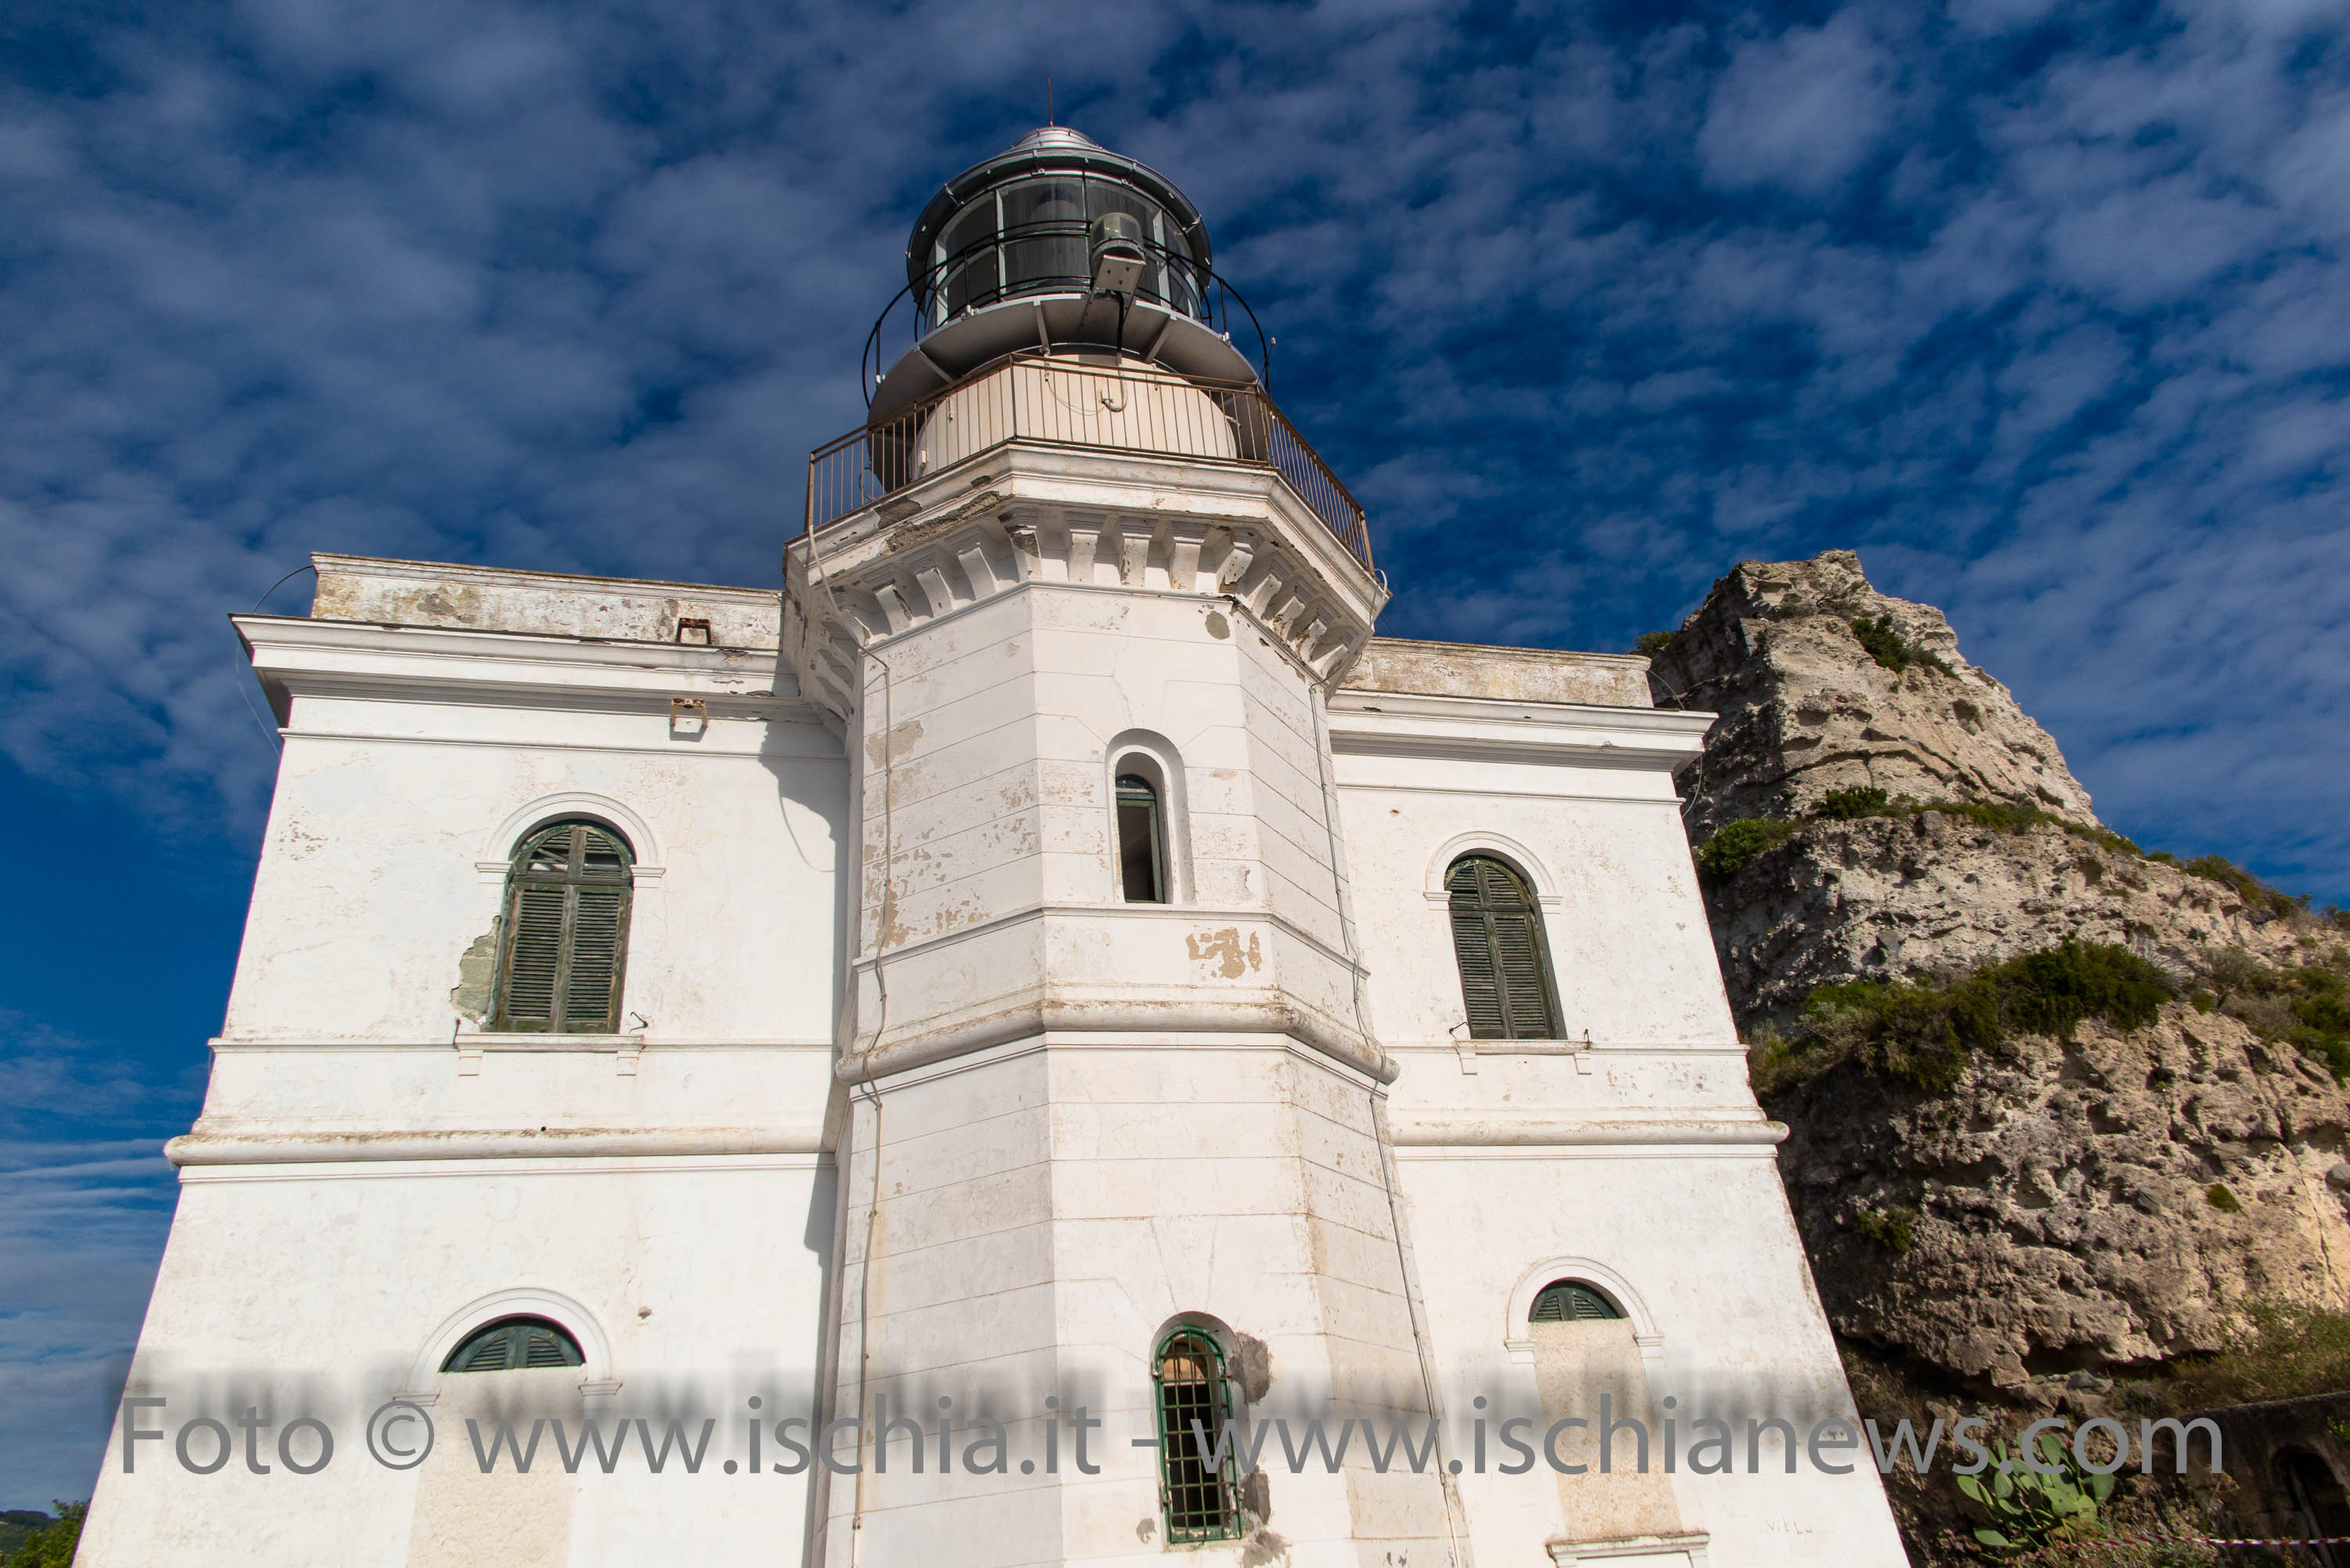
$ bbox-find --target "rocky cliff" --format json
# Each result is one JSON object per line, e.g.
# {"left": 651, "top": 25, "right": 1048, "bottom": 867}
{"left": 1646, "top": 551, "right": 2350, "bottom": 1559}
{"left": 1648, "top": 551, "right": 2097, "bottom": 839}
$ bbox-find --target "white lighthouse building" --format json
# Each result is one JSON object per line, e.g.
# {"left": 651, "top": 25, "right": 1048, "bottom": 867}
{"left": 82, "top": 128, "right": 1908, "bottom": 1568}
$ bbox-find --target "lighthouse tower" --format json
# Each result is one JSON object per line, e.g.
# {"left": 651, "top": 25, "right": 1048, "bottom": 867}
{"left": 788, "top": 125, "right": 1448, "bottom": 1567}
{"left": 79, "top": 124, "right": 1911, "bottom": 1568}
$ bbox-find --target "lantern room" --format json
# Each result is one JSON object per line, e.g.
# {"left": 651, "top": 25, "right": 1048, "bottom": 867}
{"left": 867, "top": 126, "right": 1260, "bottom": 420}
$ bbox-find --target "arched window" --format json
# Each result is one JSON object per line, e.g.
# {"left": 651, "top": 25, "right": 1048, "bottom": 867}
{"left": 1445, "top": 854, "right": 1562, "bottom": 1039}
{"left": 441, "top": 1316, "right": 585, "bottom": 1373}
{"left": 1153, "top": 1328, "right": 1242, "bottom": 1542}
{"left": 494, "top": 820, "right": 633, "bottom": 1033}
{"left": 1117, "top": 774, "right": 1167, "bottom": 903}
{"left": 1531, "top": 1280, "right": 1625, "bottom": 1324}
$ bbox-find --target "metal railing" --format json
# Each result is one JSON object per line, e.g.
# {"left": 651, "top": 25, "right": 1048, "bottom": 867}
{"left": 806, "top": 352, "right": 1372, "bottom": 573}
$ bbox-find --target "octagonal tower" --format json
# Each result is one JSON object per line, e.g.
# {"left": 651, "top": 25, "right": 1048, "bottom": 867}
{"left": 789, "top": 128, "right": 1441, "bottom": 1568}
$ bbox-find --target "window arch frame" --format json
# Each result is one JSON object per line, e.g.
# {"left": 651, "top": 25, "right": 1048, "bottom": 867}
{"left": 1443, "top": 851, "right": 1564, "bottom": 1041}
{"left": 1104, "top": 732, "right": 1190, "bottom": 906}
{"left": 440, "top": 1315, "right": 587, "bottom": 1374}
{"left": 1504, "top": 1258, "right": 1660, "bottom": 1364}
{"left": 479, "top": 793, "right": 661, "bottom": 877}
{"left": 491, "top": 817, "right": 636, "bottom": 1035}
{"left": 403, "top": 1288, "right": 613, "bottom": 1396}
{"left": 1151, "top": 1323, "right": 1246, "bottom": 1545}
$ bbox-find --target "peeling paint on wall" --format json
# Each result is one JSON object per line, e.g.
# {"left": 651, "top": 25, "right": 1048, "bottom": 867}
{"left": 1186, "top": 927, "right": 1263, "bottom": 979}
{"left": 866, "top": 717, "right": 925, "bottom": 769}
{"left": 449, "top": 922, "right": 500, "bottom": 1023}
{"left": 1231, "top": 1329, "right": 1273, "bottom": 1401}
{"left": 1236, "top": 1526, "right": 1289, "bottom": 1567}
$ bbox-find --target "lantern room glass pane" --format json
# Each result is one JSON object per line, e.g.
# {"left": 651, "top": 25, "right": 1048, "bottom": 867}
{"left": 921, "top": 175, "right": 1204, "bottom": 333}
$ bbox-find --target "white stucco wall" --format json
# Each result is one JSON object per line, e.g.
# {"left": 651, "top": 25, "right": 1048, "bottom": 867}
{"left": 85, "top": 562, "right": 853, "bottom": 1567}
{"left": 80, "top": 1158, "right": 837, "bottom": 1568}
{"left": 1329, "top": 688, "right": 1908, "bottom": 1565}
{"left": 87, "top": 540, "right": 1910, "bottom": 1566}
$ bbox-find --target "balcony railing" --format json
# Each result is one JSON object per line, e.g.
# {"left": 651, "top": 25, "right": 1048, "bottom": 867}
{"left": 806, "top": 352, "right": 1372, "bottom": 573}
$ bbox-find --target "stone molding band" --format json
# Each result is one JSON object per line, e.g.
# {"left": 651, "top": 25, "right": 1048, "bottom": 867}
{"left": 835, "top": 996, "right": 1397, "bottom": 1086}
{"left": 165, "top": 1127, "right": 826, "bottom": 1166}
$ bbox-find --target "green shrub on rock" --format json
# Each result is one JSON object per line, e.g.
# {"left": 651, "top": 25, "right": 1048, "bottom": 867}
{"left": 1850, "top": 615, "right": 1954, "bottom": 677}
{"left": 2200, "top": 948, "right": 2350, "bottom": 1082}
{"left": 1763, "top": 941, "right": 2173, "bottom": 1097}
{"left": 2181, "top": 854, "right": 2304, "bottom": 921}
{"left": 1853, "top": 1205, "right": 1918, "bottom": 1254}
{"left": 1695, "top": 817, "right": 1798, "bottom": 879}
{"left": 1816, "top": 786, "right": 1892, "bottom": 820}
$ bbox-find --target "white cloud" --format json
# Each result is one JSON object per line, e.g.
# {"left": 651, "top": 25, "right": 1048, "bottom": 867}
{"left": 1699, "top": 13, "right": 1904, "bottom": 195}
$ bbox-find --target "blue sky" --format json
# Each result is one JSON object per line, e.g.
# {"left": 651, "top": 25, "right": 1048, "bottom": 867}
{"left": 3, "top": 0, "right": 2347, "bottom": 1512}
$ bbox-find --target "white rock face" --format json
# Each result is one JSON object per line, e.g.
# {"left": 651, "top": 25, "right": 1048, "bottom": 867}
{"left": 1657, "top": 547, "right": 2350, "bottom": 1436}
{"left": 1647, "top": 551, "right": 2097, "bottom": 835}
{"left": 84, "top": 498, "right": 1907, "bottom": 1563}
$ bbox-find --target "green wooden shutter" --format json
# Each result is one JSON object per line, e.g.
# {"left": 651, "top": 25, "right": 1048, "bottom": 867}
{"left": 502, "top": 884, "right": 566, "bottom": 1027}
{"left": 1491, "top": 911, "right": 1551, "bottom": 1037}
{"left": 521, "top": 1324, "right": 584, "bottom": 1368}
{"left": 1530, "top": 1281, "right": 1622, "bottom": 1323}
{"left": 443, "top": 1317, "right": 585, "bottom": 1374}
{"left": 461, "top": 1333, "right": 511, "bottom": 1371}
{"left": 494, "top": 822, "right": 632, "bottom": 1034}
{"left": 560, "top": 887, "right": 627, "bottom": 1031}
{"left": 1447, "top": 862, "right": 1507, "bottom": 1038}
{"left": 1446, "top": 854, "right": 1563, "bottom": 1040}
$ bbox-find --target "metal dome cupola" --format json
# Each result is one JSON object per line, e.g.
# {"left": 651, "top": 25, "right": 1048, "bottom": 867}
{"left": 868, "top": 125, "right": 1259, "bottom": 421}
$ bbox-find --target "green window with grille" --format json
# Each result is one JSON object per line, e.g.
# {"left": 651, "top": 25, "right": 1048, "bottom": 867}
{"left": 1530, "top": 1281, "right": 1623, "bottom": 1323}
{"left": 494, "top": 820, "right": 634, "bottom": 1033}
{"left": 1444, "top": 854, "right": 1563, "bottom": 1039}
{"left": 1154, "top": 1328, "right": 1242, "bottom": 1542}
{"left": 442, "top": 1316, "right": 586, "bottom": 1373}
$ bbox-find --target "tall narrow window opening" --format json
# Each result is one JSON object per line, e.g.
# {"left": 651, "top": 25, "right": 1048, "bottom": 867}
{"left": 494, "top": 820, "right": 634, "bottom": 1033}
{"left": 1154, "top": 1328, "right": 1242, "bottom": 1543}
{"left": 1445, "top": 853, "right": 1563, "bottom": 1039}
{"left": 1116, "top": 774, "right": 1166, "bottom": 903}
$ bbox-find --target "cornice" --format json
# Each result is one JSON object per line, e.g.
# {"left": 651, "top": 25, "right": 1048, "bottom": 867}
{"left": 234, "top": 614, "right": 808, "bottom": 718}
{"left": 786, "top": 442, "right": 1388, "bottom": 717}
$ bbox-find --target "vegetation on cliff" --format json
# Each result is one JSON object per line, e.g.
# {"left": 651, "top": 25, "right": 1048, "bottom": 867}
{"left": 1849, "top": 614, "right": 1953, "bottom": 677}
{"left": 1659, "top": 551, "right": 2350, "bottom": 1566}
{"left": 1695, "top": 788, "right": 2200, "bottom": 886}
{"left": 1750, "top": 940, "right": 2172, "bottom": 1095}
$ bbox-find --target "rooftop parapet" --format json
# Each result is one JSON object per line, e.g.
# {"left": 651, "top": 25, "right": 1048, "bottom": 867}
{"left": 807, "top": 349, "right": 1372, "bottom": 573}
{"left": 1344, "top": 636, "right": 1654, "bottom": 709}
{"left": 307, "top": 553, "right": 781, "bottom": 649}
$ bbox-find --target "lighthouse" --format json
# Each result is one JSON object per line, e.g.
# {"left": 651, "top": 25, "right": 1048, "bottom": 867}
{"left": 79, "top": 125, "right": 1911, "bottom": 1568}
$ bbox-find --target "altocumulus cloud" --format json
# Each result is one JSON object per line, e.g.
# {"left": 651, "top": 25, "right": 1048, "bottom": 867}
{"left": 1, "top": 0, "right": 2346, "bottom": 1509}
